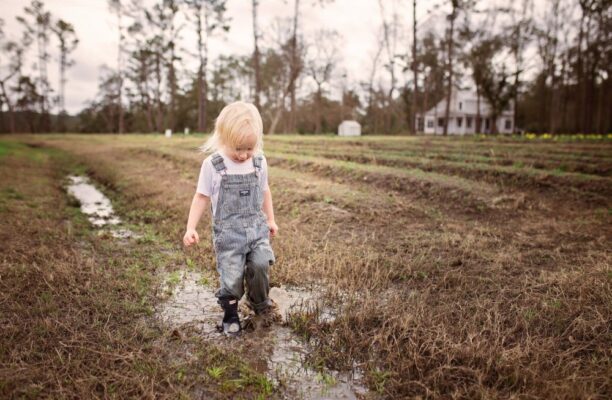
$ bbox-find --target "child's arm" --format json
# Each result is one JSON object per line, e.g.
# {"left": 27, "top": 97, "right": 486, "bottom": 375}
{"left": 183, "top": 193, "right": 211, "bottom": 246}
{"left": 262, "top": 189, "right": 278, "bottom": 237}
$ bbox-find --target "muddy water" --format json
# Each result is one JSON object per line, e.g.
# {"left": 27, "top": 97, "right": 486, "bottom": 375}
{"left": 66, "top": 174, "right": 367, "bottom": 398}
{"left": 156, "top": 271, "right": 369, "bottom": 399}
{"left": 66, "top": 175, "right": 140, "bottom": 239}
{"left": 157, "top": 271, "right": 223, "bottom": 338}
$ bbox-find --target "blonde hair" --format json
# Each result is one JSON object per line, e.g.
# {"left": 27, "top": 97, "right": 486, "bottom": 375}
{"left": 199, "top": 101, "right": 264, "bottom": 154}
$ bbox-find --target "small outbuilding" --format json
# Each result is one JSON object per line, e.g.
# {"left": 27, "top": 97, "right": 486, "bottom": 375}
{"left": 338, "top": 120, "right": 361, "bottom": 136}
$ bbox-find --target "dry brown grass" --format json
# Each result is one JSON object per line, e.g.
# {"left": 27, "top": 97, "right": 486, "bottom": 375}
{"left": 8, "top": 134, "right": 611, "bottom": 399}
{"left": 0, "top": 140, "right": 280, "bottom": 399}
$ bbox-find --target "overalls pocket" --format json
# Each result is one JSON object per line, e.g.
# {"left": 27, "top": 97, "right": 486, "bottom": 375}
{"left": 222, "top": 182, "right": 257, "bottom": 213}
{"left": 212, "top": 224, "right": 226, "bottom": 250}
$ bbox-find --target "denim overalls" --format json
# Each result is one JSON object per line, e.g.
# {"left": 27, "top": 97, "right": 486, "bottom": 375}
{"left": 211, "top": 152, "right": 275, "bottom": 313}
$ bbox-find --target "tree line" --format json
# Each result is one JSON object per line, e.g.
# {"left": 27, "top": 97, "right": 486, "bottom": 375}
{"left": 0, "top": 0, "right": 610, "bottom": 135}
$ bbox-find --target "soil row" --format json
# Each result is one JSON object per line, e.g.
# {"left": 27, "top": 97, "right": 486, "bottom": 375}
{"left": 265, "top": 147, "right": 611, "bottom": 207}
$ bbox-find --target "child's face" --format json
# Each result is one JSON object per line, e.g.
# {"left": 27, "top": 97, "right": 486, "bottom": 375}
{"left": 225, "top": 132, "right": 257, "bottom": 163}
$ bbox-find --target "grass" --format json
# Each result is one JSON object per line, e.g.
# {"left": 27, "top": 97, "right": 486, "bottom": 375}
{"left": 0, "top": 138, "right": 281, "bottom": 399}
{"left": 2, "top": 134, "right": 611, "bottom": 399}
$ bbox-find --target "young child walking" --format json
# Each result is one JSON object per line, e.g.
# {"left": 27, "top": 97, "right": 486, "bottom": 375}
{"left": 183, "top": 101, "right": 278, "bottom": 336}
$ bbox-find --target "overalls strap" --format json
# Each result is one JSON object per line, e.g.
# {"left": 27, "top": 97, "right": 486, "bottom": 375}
{"left": 252, "top": 155, "right": 263, "bottom": 176}
{"left": 211, "top": 152, "right": 227, "bottom": 175}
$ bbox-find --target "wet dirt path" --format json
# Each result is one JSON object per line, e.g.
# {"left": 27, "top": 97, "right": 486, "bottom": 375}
{"left": 65, "top": 171, "right": 371, "bottom": 399}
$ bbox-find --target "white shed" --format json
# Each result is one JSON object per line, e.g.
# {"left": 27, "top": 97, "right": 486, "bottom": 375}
{"left": 338, "top": 120, "right": 361, "bottom": 136}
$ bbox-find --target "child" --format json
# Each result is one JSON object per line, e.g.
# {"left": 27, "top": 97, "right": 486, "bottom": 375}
{"left": 183, "top": 101, "right": 278, "bottom": 336}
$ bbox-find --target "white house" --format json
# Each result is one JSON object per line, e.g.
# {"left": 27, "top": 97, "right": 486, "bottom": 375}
{"left": 416, "top": 89, "right": 514, "bottom": 135}
{"left": 338, "top": 120, "right": 361, "bottom": 136}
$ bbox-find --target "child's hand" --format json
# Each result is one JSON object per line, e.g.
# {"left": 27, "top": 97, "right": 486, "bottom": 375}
{"left": 183, "top": 229, "right": 199, "bottom": 246}
{"left": 267, "top": 220, "right": 278, "bottom": 237}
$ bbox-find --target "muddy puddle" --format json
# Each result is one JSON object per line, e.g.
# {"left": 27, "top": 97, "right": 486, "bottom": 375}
{"left": 65, "top": 174, "right": 368, "bottom": 398}
{"left": 156, "top": 271, "right": 369, "bottom": 399}
{"left": 66, "top": 175, "right": 141, "bottom": 239}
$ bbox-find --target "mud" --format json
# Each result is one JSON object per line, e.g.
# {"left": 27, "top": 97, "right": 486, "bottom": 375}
{"left": 156, "top": 271, "right": 222, "bottom": 338}
{"left": 66, "top": 175, "right": 141, "bottom": 239}
{"left": 156, "top": 271, "right": 368, "bottom": 399}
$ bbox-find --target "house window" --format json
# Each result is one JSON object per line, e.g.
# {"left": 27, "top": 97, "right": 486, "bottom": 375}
{"left": 459, "top": 102, "right": 462, "bottom": 110}
{"left": 426, "top": 119, "right": 433, "bottom": 128}
{"left": 505, "top": 119, "right": 512, "bottom": 130}
{"left": 457, "top": 117, "right": 462, "bottom": 127}
{"left": 417, "top": 117, "right": 425, "bottom": 131}
{"left": 466, "top": 117, "right": 473, "bottom": 128}
{"left": 438, "top": 118, "right": 444, "bottom": 127}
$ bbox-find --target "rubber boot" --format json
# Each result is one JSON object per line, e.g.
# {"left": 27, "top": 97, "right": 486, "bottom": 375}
{"left": 217, "top": 296, "right": 241, "bottom": 336}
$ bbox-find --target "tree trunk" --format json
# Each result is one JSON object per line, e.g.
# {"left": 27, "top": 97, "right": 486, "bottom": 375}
{"left": 57, "top": 46, "right": 67, "bottom": 132}
{"left": 196, "top": 3, "right": 209, "bottom": 133}
{"left": 0, "top": 80, "right": 16, "bottom": 133}
{"left": 422, "top": 74, "right": 429, "bottom": 125}
{"left": 476, "top": 86, "right": 481, "bottom": 133}
{"left": 315, "top": 85, "right": 322, "bottom": 134}
{"left": 595, "top": 79, "right": 605, "bottom": 134}
{"left": 560, "top": 55, "right": 569, "bottom": 132}
{"left": 581, "top": 11, "right": 593, "bottom": 132}
{"left": 269, "top": 102, "right": 284, "bottom": 135}
{"left": 116, "top": 5, "right": 124, "bottom": 134}
{"left": 576, "top": 10, "right": 585, "bottom": 132}
{"left": 443, "top": 1, "right": 457, "bottom": 136}
{"left": 154, "top": 52, "right": 163, "bottom": 132}
{"left": 490, "top": 112, "right": 498, "bottom": 134}
{"left": 168, "top": 45, "right": 177, "bottom": 132}
{"left": 252, "top": 0, "right": 261, "bottom": 111}
{"left": 287, "top": 0, "right": 300, "bottom": 133}
{"left": 607, "top": 77, "right": 612, "bottom": 134}
{"left": 368, "top": 40, "right": 384, "bottom": 114}
{"left": 167, "top": 3, "right": 179, "bottom": 133}
{"left": 412, "top": 0, "right": 418, "bottom": 134}
{"left": 36, "top": 14, "right": 51, "bottom": 132}
{"left": 549, "top": 74, "right": 556, "bottom": 134}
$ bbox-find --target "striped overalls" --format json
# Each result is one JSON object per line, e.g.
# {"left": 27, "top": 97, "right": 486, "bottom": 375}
{"left": 211, "top": 152, "right": 275, "bottom": 313}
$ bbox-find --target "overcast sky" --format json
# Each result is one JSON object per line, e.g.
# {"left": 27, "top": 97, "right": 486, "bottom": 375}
{"left": 1, "top": 0, "right": 550, "bottom": 115}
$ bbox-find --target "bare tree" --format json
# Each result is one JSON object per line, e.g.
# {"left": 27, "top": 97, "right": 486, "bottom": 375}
{"left": 185, "top": 0, "right": 228, "bottom": 133}
{"left": 108, "top": 0, "right": 125, "bottom": 133}
{"left": 51, "top": 19, "right": 78, "bottom": 130}
{"left": 443, "top": 0, "right": 460, "bottom": 136}
{"left": 17, "top": 0, "right": 53, "bottom": 132}
{"left": 506, "top": 0, "right": 533, "bottom": 134}
{"left": 287, "top": 0, "right": 301, "bottom": 133}
{"left": 264, "top": 17, "right": 307, "bottom": 134}
{"left": 377, "top": 0, "right": 403, "bottom": 134}
{"left": 252, "top": 0, "right": 262, "bottom": 110}
{"left": 140, "top": 1, "right": 183, "bottom": 133}
{"left": 125, "top": 18, "right": 156, "bottom": 132}
{"left": 164, "top": 0, "right": 180, "bottom": 133}
{"left": 411, "top": 0, "right": 418, "bottom": 133}
{"left": 14, "top": 76, "right": 42, "bottom": 132}
{"left": 0, "top": 30, "right": 28, "bottom": 133}
{"left": 535, "top": 0, "right": 562, "bottom": 134}
{"left": 575, "top": 0, "right": 609, "bottom": 133}
{"left": 137, "top": 4, "right": 170, "bottom": 133}
{"left": 477, "top": 38, "right": 515, "bottom": 134}
{"left": 366, "top": 33, "right": 384, "bottom": 118}
{"left": 459, "top": 4, "right": 497, "bottom": 134}
{"left": 306, "top": 29, "right": 340, "bottom": 134}
{"left": 377, "top": 0, "right": 400, "bottom": 99}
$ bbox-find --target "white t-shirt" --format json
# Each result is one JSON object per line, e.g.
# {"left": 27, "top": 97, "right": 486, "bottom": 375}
{"left": 196, "top": 151, "right": 269, "bottom": 217}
